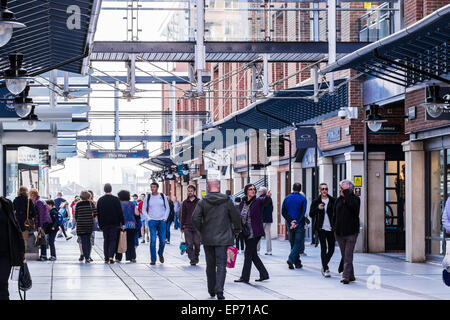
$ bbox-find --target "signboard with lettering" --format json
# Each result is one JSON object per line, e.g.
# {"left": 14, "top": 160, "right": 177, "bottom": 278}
{"left": 354, "top": 175, "right": 362, "bottom": 187}
{"left": 86, "top": 149, "right": 149, "bottom": 159}
{"left": 425, "top": 105, "right": 450, "bottom": 121}
{"left": 18, "top": 147, "right": 40, "bottom": 167}
{"left": 295, "top": 127, "right": 316, "bottom": 149}
{"left": 326, "top": 127, "right": 341, "bottom": 143}
{"left": 0, "top": 87, "right": 19, "bottom": 118}
{"left": 368, "top": 123, "right": 402, "bottom": 134}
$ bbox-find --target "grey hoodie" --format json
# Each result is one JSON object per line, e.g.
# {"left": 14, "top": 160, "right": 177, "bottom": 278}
{"left": 192, "top": 192, "right": 242, "bottom": 246}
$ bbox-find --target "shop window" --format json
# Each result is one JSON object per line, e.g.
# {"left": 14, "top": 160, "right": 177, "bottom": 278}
{"left": 385, "top": 160, "right": 405, "bottom": 251}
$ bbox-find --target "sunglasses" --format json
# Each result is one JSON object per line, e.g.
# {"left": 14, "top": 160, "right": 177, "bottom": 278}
{"left": 321, "top": 188, "right": 328, "bottom": 191}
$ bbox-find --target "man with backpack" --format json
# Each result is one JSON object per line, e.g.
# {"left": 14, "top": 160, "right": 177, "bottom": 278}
{"left": 142, "top": 182, "right": 170, "bottom": 265}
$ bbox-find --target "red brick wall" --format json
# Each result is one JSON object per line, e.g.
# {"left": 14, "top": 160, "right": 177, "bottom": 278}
{"left": 404, "top": 0, "right": 450, "bottom": 27}
{"left": 405, "top": 88, "right": 450, "bottom": 134}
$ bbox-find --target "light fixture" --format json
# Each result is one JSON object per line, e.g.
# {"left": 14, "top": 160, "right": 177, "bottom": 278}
{"left": 0, "top": 0, "right": 26, "bottom": 47}
{"left": 365, "top": 104, "right": 387, "bottom": 132}
{"left": 18, "top": 105, "right": 39, "bottom": 132}
{"left": 419, "top": 85, "right": 450, "bottom": 118}
{"left": 13, "top": 85, "right": 32, "bottom": 117}
{"left": 3, "top": 53, "right": 30, "bottom": 95}
{"left": 182, "top": 164, "right": 189, "bottom": 176}
{"left": 166, "top": 168, "right": 174, "bottom": 179}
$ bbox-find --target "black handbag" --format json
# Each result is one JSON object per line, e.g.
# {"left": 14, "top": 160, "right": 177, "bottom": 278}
{"left": 18, "top": 263, "right": 32, "bottom": 300}
{"left": 34, "top": 228, "right": 46, "bottom": 247}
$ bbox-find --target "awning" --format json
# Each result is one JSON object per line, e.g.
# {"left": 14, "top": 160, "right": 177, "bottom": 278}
{"left": 144, "top": 149, "right": 175, "bottom": 169}
{"left": 0, "top": 0, "right": 101, "bottom": 77}
{"left": 320, "top": 4, "right": 450, "bottom": 87}
{"left": 177, "top": 79, "right": 348, "bottom": 152}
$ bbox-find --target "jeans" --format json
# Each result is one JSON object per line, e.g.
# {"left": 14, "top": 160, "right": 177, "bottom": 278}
{"left": 184, "top": 227, "right": 201, "bottom": 263}
{"left": 148, "top": 220, "right": 167, "bottom": 262}
{"left": 166, "top": 218, "right": 173, "bottom": 241}
{"left": 102, "top": 225, "right": 119, "bottom": 261}
{"left": 174, "top": 212, "right": 181, "bottom": 229}
{"left": 318, "top": 229, "right": 335, "bottom": 271}
{"left": 288, "top": 225, "right": 305, "bottom": 266}
{"left": 48, "top": 229, "right": 57, "bottom": 258}
{"left": 0, "top": 255, "right": 11, "bottom": 300}
{"left": 335, "top": 233, "right": 358, "bottom": 279}
{"left": 241, "top": 236, "right": 269, "bottom": 281}
{"left": 59, "top": 224, "right": 68, "bottom": 238}
{"left": 80, "top": 234, "right": 92, "bottom": 261}
{"left": 204, "top": 245, "right": 227, "bottom": 295}
{"left": 263, "top": 223, "right": 272, "bottom": 253}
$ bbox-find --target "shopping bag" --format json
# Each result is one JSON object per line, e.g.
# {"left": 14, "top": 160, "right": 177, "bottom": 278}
{"left": 226, "top": 246, "right": 238, "bottom": 268}
{"left": 179, "top": 231, "right": 186, "bottom": 255}
{"left": 10, "top": 266, "right": 20, "bottom": 281}
{"left": 117, "top": 230, "right": 127, "bottom": 254}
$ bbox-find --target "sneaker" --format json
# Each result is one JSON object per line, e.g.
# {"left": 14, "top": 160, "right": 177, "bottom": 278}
{"left": 88, "top": 257, "right": 93, "bottom": 262}
{"left": 57, "top": 234, "right": 64, "bottom": 238}
{"left": 78, "top": 255, "right": 84, "bottom": 262}
{"left": 66, "top": 236, "right": 73, "bottom": 241}
{"left": 325, "top": 270, "right": 331, "bottom": 278}
{"left": 321, "top": 268, "right": 326, "bottom": 277}
{"left": 159, "top": 255, "right": 164, "bottom": 263}
{"left": 49, "top": 256, "right": 57, "bottom": 261}
{"left": 85, "top": 259, "right": 91, "bottom": 264}
{"left": 166, "top": 240, "right": 170, "bottom": 244}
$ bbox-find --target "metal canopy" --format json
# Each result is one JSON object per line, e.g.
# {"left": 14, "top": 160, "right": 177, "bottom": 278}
{"left": 180, "top": 79, "right": 347, "bottom": 150}
{"left": 320, "top": 4, "right": 450, "bottom": 87}
{"left": 0, "top": 0, "right": 98, "bottom": 77}
{"left": 90, "top": 41, "right": 369, "bottom": 62}
{"left": 144, "top": 149, "right": 174, "bottom": 169}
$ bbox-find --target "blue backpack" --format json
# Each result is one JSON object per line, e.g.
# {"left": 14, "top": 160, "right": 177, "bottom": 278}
{"left": 57, "top": 209, "right": 65, "bottom": 226}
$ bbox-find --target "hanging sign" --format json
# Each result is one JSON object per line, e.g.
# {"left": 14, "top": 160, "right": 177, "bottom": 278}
{"left": 295, "top": 127, "right": 316, "bottom": 149}
{"left": 18, "top": 147, "right": 40, "bottom": 167}
{"left": 85, "top": 149, "right": 149, "bottom": 159}
{"left": 0, "top": 87, "right": 18, "bottom": 118}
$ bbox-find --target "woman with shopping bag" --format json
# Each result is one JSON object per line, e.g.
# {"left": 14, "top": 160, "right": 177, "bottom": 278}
{"left": 74, "top": 191, "right": 96, "bottom": 264}
{"left": 115, "top": 190, "right": 139, "bottom": 263}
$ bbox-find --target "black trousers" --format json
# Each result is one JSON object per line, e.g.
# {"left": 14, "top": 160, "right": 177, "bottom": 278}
{"left": 203, "top": 245, "right": 227, "bottom": 295}
{"left": 235, "top": 235, "right": 245, "bottom": 251}
{"left": 80, "top": 234, "right": 92, "bottom": 260}
{"left": 0, "top": 255, "right": 11, "bottom": 300}
{"left": 59, "top": 224, "right": 68, "bottom": 238}
{"left": 318, "top": 229, "right": 335, "bottom": 271}
{"left": 241, "top": 236, "right": 268, "bottom": 281}
{"left": 115, "top": 229, "right": 136, "bottom": 261}
{"left": 103, "top": 225, "right": 119, "bottom": 261}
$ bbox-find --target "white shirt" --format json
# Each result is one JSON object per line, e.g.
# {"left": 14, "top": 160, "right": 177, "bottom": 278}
{"left": 321, "top": 197, "right": 332, "bottom": 231}
{"left": 142, "top": 193, "right": 170, "bottom": 221}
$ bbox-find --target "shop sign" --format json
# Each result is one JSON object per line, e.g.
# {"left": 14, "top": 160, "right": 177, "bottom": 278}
{"left": 326, "top": 127, "right": 341, "bottom": 143}
{"left": 301, "top": 148, "right": 316, "bottom": 168}
{"left": 295, "top": 127, "right": 316, "bottom": 149}
{"left": 18, "top": 147, "right": 40, "bottom": 167}
{"left": 368, "top": 123, "right": 402, "bottom": 134}
{"left": 0, "top": 87, "right": 18, "bottom": 118}
{"left": 85, "top": 149, "right": 149, "bottom": 159}
{"left": 425, "top": 105, "right": 450, "bottom": 121}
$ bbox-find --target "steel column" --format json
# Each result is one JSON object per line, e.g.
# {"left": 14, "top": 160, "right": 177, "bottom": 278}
{"left": 328, "top": 0, "right": 336, "bottom": 93}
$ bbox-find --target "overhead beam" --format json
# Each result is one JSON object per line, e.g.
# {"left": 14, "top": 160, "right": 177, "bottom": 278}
{"left": 76, "top": 135, "right": 173, "bottom": 142}
{"left": 91, "top": 75, "right": 211, "bottom": 84}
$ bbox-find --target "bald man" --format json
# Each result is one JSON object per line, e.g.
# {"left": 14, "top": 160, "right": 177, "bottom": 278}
{"left": 192, "top": 180, "right": 241, "bottom": 300}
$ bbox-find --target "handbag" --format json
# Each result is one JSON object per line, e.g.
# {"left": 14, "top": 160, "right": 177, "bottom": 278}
{"left": 18, "top": 263, "right": 32, "bottom": 300}
{"left": 24, "top": 198, "right": 35, "bottom": 232}
{"left": 117, "top": 230, "right": 127, "bottom": 253}
{"left": 34, "top": 228, "right": 46, "bottom": 247}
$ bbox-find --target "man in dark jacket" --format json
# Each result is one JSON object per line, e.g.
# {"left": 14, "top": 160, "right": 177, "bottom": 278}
{"left": 181, "top": 185, "right": 201, "bottom": 265}
{"left": 0, "top": 196, "right": 25, "bottom": 300}
{"left": 192, "top": 180, "right": 241, "bottom": 300}
{"left": 259, "top": 187, "right": 273, "bottom": 255}
{"left": 333, "top": 180, "right": 361, "bottom": 284}
{"left": 96, "top": 183, "right": 124, "bottom": 264}
{"left": 309, "top": 183, "right": 336, "bottom": 277}
{"left": 282, "top": 182, "right": 307, "bottom": 269}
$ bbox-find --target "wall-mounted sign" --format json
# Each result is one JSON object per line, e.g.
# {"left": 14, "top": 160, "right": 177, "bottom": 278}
{"left": 368, "top": 123, "right": 401, "bottom": 134}
{"left": 408, "top": 106, "right": 416, "bottom": 120}
{"left": 85, "top": 149, "right": 149, "bottom": 159}
{"left": 344, "top": 126, "right": 350, "bottom": 136}
{"left": 18, "top": 147, "right": 40, "bottom": 167}
{"left": 235, "top": 154, "right": 246, "bottom": 162}
{"left": 295, "top": 127, "right": 316, "bottom": 149}
{"left": 353, "top": 175, "right": 362, "bottom": 187}
{"left": 425, "top": 105, "right": 450, "bottom": 121}
{"left": 354, "top": 187, "right": 362, "bottom": 197}
{"left": 326, "top": 127, "right": 341, "bottom": 143}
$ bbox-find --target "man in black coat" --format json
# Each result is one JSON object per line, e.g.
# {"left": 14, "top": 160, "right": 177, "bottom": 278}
{"left": 333, "top": 180, "right": 361, "bottom": 284}
{"left": 0, "top": 196, "right": 25, "bottom": 300}
{"left": 96, "top": 183, "right": 124, "bottom": 264}
{"left": 309, "top": 183, "right": 336, "bottom": 277}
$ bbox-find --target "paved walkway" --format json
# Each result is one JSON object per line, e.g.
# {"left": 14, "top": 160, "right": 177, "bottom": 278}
{"left": 8, "top": 228, "right": 449, "bottom": 300}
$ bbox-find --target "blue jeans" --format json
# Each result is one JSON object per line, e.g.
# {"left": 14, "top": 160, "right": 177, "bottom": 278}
{"left": 288, "top": 225, "right": 305, "bottom": 266}
{"left": 148, "top": 220, "right": 167, "bottom": 261}
{"left": 166, "top": 219, "right": 173, "bottom": 241}
{"left": 174, "top": 213, "right": 181, "bottom": 229}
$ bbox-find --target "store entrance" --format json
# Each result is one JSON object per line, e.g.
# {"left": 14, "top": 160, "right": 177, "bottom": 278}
{"left": 385, "top": 160, "right": 406, "bottom": 251}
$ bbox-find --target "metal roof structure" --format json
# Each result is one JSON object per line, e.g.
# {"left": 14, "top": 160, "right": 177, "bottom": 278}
{"left": 320, "top": 4, "right": 450, "bottom": 87}
{"left": 1, "top": 0, "right": 101, "bottom": 77}
{"left": 90, "top": 41, "right": 369, "bottom": 63}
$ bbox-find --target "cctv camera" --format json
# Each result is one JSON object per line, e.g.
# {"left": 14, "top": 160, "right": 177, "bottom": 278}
{"left": 338, "top": 108, "right": 347, "bottom": 120}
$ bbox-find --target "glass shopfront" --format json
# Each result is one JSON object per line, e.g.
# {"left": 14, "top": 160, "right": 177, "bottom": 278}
{"left": 426, "top": 148, "right": 450, "bottom": 256}
{"left": 3, "top": 145, "right": 50, "bottom": 201}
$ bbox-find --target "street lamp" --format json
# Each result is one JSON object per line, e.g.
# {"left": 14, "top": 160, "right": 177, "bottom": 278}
{"left": 13, "top": 85, "right": 33, "bottom": 117}
{"left": 419, "top": 85, "right": 450, "bottom": 118}
{"left": 18, "top": 105, "right": 39, "bottom": 131}
{"left": 3, "top": 53, "right": 30, "bottom": 95}
{"left": 0, "top": 0, "right": 26, "bottom": 47}
{"left": 365, "top": 104, "right": 387, "bottom": 132}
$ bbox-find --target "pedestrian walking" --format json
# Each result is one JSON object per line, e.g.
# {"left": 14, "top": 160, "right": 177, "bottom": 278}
{"left": 180, "top": 185, "right": 201, "bottom": 265}
{"left": 234, "top": 184, "right": 272, "bottom": 283}
{"left": 56, "top": 201, "right": 72, "bottom": 240}
{"left": 54, "top": 192, "right": 67, "bottom": 211}
{"left": 173, "top": 196, "right": 181, "bottom": 230}
{"left": 75, "top": 191, "right": 96, "bottom": 264}
{"left": 116, "top": 190, "right": 139, "bottom": 262}
{"left": 333, "top": 180, "right": 361, "bottom": 284}
{"left": 138, "top": 193, "right": 149, "bottom": 243}
{"left": 29, "top": 189, "right": 52, "bottom": 261}
{"left": 45, "top": 200, "right": 59, "bottom": 261}
{"left": 13, "top": 186, "right": 36, "bottom": 250}
{"left": 192, "top": 180, "right": 241, "bottom": 300}
{"left": 309, "top": 183, "right": 336, "bottom": 277}
{"left": 259, "top": 187, "right": 273, "bottom": 256}
{"left": 282, "top": 183, "right": 307, "bottom": 269}
{"left": 234, "top": 197, "right": 245, "bottom": 253}
{"left": 166, "top": 197, "right": 175, "bottom": 244}
{"left": 0, "top": 196, "right": 26, "bottom": 300}
{"left": 96, "top": 183, "right": 124, "bottom": 264}
{"left": 142, "top": 182, "right": 170, "bottom": 265}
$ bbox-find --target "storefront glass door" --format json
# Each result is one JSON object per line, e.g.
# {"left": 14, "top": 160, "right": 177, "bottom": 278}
{"left": 385, "top": 160, "right": 405, "bottom": 251}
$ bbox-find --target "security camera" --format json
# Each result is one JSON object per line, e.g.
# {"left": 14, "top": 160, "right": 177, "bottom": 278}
{"left": 338, "top": 108, "right": 347, "bottom": 120}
